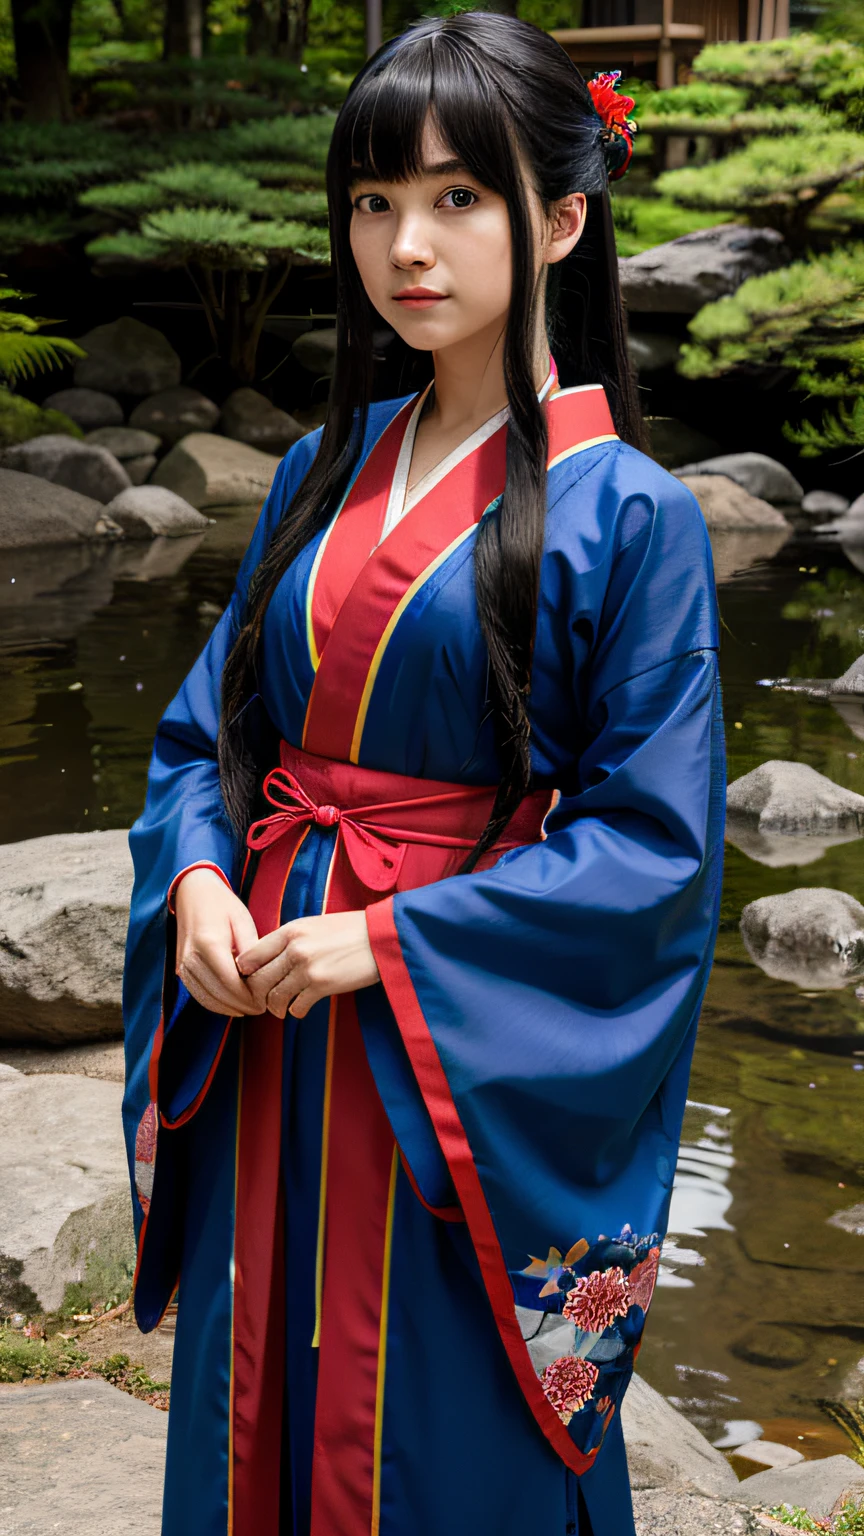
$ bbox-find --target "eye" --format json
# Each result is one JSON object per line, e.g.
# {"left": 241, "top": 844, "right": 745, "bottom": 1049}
{"left": 354, "top": 192, "right": 391, "bottom": 214}
{"left": 439, "top": 187, "right": 477, "bottom": 210}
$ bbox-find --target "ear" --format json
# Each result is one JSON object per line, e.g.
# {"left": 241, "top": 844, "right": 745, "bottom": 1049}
{"left": 545, "top": 192, "right": 587, "bottom": 267}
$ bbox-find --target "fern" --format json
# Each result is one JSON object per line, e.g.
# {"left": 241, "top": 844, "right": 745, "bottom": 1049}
{"left": 0, "top": 283, "right": 85, "bottom": 386}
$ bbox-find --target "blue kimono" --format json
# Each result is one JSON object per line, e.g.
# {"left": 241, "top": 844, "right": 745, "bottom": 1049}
{"left": 122, "top": 383, "right": 724, "bottom": 1536}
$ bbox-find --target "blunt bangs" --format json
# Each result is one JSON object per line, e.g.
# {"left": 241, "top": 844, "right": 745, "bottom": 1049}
{"left": 333, "top": 32, "right": 524, "bottom": 201}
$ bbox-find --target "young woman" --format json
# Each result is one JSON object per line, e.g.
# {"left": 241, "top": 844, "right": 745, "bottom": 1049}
{"left": 123, "top": 14, "right": 724, "bottom": 1536}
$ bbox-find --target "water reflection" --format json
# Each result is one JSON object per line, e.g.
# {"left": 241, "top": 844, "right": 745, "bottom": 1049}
{"left": 4, "top": 511, "right": 864, "bottom": 1442}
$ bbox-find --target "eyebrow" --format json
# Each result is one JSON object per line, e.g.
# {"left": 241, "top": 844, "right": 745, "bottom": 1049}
{"left": 349, "top": 156, "right": 469, "bottom": 187}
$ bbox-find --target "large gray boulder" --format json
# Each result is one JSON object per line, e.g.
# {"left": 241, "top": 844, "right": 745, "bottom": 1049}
{"left": 618, "top": 224, "right": 789, "bottom": 314}
{"left": 740, "top": 887, "right": 864, "bottom": 990}
{"left": 621, "top": 1373, "right": 740, "bottom": 1497}
{"left": 73, "top": 317, "right": 181, "bottom": 399}
{"left": 0, "top": 435, "right": 131, "bottom": 504}
{"left": 678, "top": 474, "right": 791, "bottom": 531}
{"left": 0, "top": 1379, "right": 166, "bottom": 1536}
{"left": 85, "top": 426, "right": 160, "bottom": 488}
{"left": 129, "top": 385, "right": 219, "bottom": 446}
{"left": 674, "top": 453, "right": 803, "bottom": 507}
{"left": 0, "top": 468, "right": 121, "bottom": 548}
{"left": 801, "top": 489, "right": 849, "bottom": 517}
{"left": 737, "top": 1456, "right": 864, "bottom": 1521}
{"left": 0, "top": 829, "right": 132, "bottom": 1044}
{"left": 220, "top": 386, "right": 306, "bottom": 455}
{"left": 100, "top": 485, "right": 210, "bottom": 540}
{"left": 0, "top": 1063, "right": 132, "bottom": 1312}
{"left": 727, "top": 760, "right": 864, "bottom": 832}
{"left": 151, "top": 431, "right": 280, "bottom": 508}
{"left": 292, "top": 325, "right": 338, "bottom": 376}
{"left": 42, "top": 387, "right": 123, "bottom": 431}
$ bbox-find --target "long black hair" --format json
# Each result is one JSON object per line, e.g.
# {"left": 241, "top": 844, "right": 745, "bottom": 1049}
{"left": 219, "top": 11, "right": 642, "bottom": 869}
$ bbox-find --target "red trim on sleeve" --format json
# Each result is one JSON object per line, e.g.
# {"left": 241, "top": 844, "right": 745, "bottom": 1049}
{"left": 365, "top": 896, "right": 601, "bottom": 1478}
{"left": 166, "top": 861, "right": 232, "bottom": 915}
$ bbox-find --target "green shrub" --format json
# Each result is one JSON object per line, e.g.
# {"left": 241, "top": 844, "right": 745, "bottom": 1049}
{"left": 692, "top": 34, "right": 861, "bottom": 94}
{"left": 613, "top": 196, "right": 737, "bottom": 257}
{"left": 0, "top": 389, "right": 82, "bottom": 449}
{"left": 678, "top": 243, "right": 864, "bottom": 455}
{"left": 0, "top": 1329, "right": 89, "bottom": 1383}
{"left": 657, "top": 131, "right": 864, "bottom": 244}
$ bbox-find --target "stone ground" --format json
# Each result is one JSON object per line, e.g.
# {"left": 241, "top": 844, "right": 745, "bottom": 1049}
{"left": 0, "top": 1373, "right": 784, "bottom": 1536}
{"left": 0, "top": 1379, "right": 166, "bottom": 1536}
{"left": 0, "top": 1042, "right": 124, "bottom": 1082}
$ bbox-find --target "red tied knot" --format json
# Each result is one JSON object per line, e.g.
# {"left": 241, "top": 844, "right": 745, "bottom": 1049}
{"left": 314, "top": 804, "right": 340, "bottom": 827}
{"left": 245, "top": 766, "right": 406, "bottom": 893}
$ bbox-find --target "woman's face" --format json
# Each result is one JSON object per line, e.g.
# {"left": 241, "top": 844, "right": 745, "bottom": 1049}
{"left": 348, "top": 117, "right": 521, "bottom": 355}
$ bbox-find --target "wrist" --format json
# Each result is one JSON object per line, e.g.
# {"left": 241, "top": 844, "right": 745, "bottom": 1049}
{"left": 168, "top": 862, "right": 232, "bottom": 915}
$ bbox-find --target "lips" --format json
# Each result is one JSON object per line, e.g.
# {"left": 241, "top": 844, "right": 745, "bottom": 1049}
{"left": 392, "top": 288, "right": 447, "bottom": 308}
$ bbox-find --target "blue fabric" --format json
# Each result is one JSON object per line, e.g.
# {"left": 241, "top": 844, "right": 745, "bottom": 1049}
{"left": 122, "top": 403, "right": 723, "bottom": 1536}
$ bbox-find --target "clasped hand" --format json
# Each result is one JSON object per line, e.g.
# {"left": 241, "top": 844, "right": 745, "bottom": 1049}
{"left": 174, "top": 868, "right": 380, "bottom": 1021}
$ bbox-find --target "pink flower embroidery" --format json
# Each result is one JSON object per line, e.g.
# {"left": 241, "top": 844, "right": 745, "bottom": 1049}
{"left": 540, "top": 1356, "right": 599, "bottom": 1425}
{"left": 595, "top": 1395, "right": 612, "bottom": 1415}
{"left": 135, "top": 1101, "right": 157, "bottom": 1212}
{"left": 562, "top": 1266, "right": 631, "bottom": 1332}
{"left": 628, "top": 1246, "right": 661, "bottom": 1314}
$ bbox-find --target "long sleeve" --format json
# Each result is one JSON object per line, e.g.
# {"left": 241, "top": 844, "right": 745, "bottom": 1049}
{"left": 122, "top": 433, "right": 321, "bottom": 1224}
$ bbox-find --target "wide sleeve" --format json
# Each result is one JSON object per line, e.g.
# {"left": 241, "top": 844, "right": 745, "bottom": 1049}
{"left": 122, "top": 434, "right": 320, "bottom": 1223}
{"left": 364, "top": 466, "right": 726, "bottom": 1472}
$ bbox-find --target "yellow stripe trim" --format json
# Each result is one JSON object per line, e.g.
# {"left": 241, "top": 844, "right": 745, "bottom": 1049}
{"left": 348, "top": 524, "right": 476, "bottom": 764}
{"left": 371, "top": 1145, "right": 399, "bottom": 1536}
{"left": 547, "top": 432, "right": 618, "bottom": 473}
{"left": 227, "top": 1048, "right": 243, "bottom": 1531}
{"left": 311, "top": 998, "right": 336, "bottom": 1348}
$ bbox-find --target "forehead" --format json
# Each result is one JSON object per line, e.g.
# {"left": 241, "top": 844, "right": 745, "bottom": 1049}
{"left": 350, "top": 112, "right": 464, "bottom": 184}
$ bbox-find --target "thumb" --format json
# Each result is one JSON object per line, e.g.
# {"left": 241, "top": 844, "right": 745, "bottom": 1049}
{"left": 230, "top": 901, "right": 259, "bottom": 956}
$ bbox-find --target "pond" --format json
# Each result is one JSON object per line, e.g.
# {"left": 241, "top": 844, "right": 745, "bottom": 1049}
{"left": 2, "top": 507, "right": 864, "bottom": 1455}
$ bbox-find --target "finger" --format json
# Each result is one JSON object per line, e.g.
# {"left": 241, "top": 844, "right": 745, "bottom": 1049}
{"left": 179, "top": 951, "right": 262, "bottom": 1016}
{"left": 240, "top": 948, "right": 297, "bottom": 1008}
{"left": 230, "top": 904, "right": 260, "bottom": 957}
{"left": 264, "top": 968, "right": 305, "bottom": 1019}
{"left": 177, "top": 966, "right": 242, "bottom": 1018}
{"left": 200, "top": 941, "right": 262, "bottom": 1011}
{"left": 236, "top": 924, "right": 297, "bottom": 975}
{"left": 288, "top": 987, "right": 320, "bottom": 1020}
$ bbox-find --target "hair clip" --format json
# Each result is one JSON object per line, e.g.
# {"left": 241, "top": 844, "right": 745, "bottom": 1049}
{"left": 587, "top": 70, "right": 637, "bottom": 182}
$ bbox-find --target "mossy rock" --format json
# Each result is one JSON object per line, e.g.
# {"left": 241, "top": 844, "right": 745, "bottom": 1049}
{"left": 0, "top": 389, "right": 83, "bottom": 449}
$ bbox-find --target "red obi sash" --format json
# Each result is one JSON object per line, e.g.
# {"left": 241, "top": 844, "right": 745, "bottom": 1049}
{"left": 230, "top": 741, "right": 553, "bottom": 1536}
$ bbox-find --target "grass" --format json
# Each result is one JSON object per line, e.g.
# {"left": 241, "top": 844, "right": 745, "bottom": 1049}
{"left": 612, "top": 195, "right": 737, "bottom": 257}
{"left": 767, "top": 1500, "right": 864, "bottom": 1532}
{"left": 0, "top": 1329, "right": 170, "bottom": 1411}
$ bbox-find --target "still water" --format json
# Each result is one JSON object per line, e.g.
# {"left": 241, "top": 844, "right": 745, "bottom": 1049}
{"left": 2, "top": 509, "right": 863, "bottom": 1452}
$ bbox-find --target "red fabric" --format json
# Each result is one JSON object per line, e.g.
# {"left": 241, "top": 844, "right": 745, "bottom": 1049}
{"left": 310, "top": 992, "right": 396, "bottom": 1536}
{"left": 365, "top": 897, "right": 601, "bottom": 1478}
{"left": 227, "top": 740, "right": 551, "bottom": 1536}
{"left": 303, "top": 385, "right": 615, "bottom": 763}
{"left": 311, "top": 397, "right": 414, "bottom": 663}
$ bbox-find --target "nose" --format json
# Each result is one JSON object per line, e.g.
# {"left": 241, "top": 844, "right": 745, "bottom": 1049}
{"left": 389, "top": 211, "right": 435, "bottom": 271}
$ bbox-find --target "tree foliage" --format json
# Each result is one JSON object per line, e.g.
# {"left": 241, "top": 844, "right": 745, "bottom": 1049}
{"left": 79, "top": 128, "right": 333, "bottom": 382}
{"left": 657, "top": 131, "right": 864, "bottom": 245}
{"left": 677, "top": 244, "right": 864, "bottom": 457}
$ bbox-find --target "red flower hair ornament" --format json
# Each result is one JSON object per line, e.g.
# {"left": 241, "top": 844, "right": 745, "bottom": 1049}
{"left": 587, "top": 70, "right": 637, "bottom": 182}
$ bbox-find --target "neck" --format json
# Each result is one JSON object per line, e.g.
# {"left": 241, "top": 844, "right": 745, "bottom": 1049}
{"left": 428, "top": 317, "right": 551, "bottom": 433}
